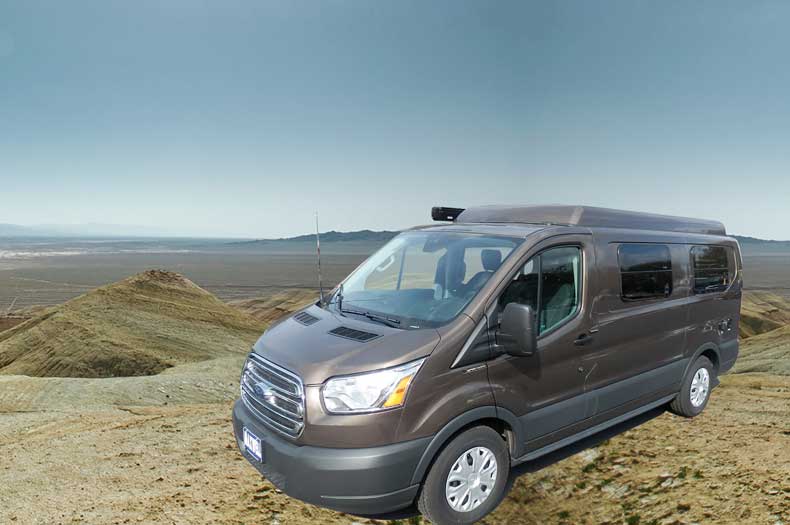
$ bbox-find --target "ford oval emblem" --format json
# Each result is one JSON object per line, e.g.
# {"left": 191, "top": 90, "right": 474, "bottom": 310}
{"left": 253, "top": 383, "right": 277, "bottom": 405}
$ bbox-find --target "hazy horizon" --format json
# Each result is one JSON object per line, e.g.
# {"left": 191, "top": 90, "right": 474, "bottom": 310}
{"left": 2, "top": 2, "right": 789, "bottom": 239}
{"left": 1, "top": 220, "right": 789, "bottom": 242}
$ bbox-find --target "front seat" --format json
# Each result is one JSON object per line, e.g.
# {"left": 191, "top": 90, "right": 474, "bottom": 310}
{"left": 541, "top": 282, "right": 576, "bottom": 330}
{"left": 434, "top": 253, "right": 466, "bottom": 299}
{"left": 463, "top": 249, "right": 502, "bottom": 293}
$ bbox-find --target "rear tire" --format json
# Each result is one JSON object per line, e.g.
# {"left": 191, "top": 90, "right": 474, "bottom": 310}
{"left": 669, "top": 356, "right": 714, "bottom": 418}
{"left": 417, "top": 426, "right": 509, "bottom": 525}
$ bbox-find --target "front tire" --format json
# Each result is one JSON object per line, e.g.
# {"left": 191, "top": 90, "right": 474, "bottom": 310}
{"left": 669, "top": 356, "right": 715, "bottom": 418}
{"left": 417, "top": 426, "right": 509, "bottom": 525}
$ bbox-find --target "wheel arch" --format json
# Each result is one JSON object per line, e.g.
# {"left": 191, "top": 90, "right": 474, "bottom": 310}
{"left": 409, "top": 406, "right": 523, "bottom": 486}
{"left": 685, "top": 342, "right": 721, "bottom": 377}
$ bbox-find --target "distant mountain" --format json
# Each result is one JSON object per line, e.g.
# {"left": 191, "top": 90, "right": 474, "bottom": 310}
{"left": 241, "top": 230, "right": 789, "bottom": 247}
{"left": 0, "top": 223, "right": 172, "bottom": 238}
{"left": 34, "top": 223, "right": 172, "bottom": 237}
{"left": 0, "top": 224, "right": 36, "bottom": 236}
{"left": 733, "top": 235, "right": 790, "bottom": 254}
{"left": 235, "top": 229, "right": 399, "bottom": 246}
{"left": 733, "top": 235, "right": 790, "bottom": 246}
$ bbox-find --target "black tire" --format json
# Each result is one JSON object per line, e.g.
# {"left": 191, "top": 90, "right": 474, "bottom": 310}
{"left": 417, "top": 426, "right": 509, "bottom": 525}
{"left": 669, "top": 356, "right": 715, "bottom": 418}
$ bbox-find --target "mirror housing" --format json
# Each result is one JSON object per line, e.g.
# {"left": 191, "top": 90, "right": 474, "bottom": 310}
{"left": 498, "top": 303, "right": 537, "bottom": 357}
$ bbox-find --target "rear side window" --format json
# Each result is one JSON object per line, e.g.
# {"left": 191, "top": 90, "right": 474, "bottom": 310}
{"left": 618, "top": 244, "right": 673, "bottom": 301}
{"left": 691, "top": 245, "right": 734, "bottom": 294}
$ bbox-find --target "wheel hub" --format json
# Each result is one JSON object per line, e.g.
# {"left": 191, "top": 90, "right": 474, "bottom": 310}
{"left": 690, "top": 367, "right": 710, "bottom": 408}
{"left": 445, "top": 446, "right": 498, "bottom": 513}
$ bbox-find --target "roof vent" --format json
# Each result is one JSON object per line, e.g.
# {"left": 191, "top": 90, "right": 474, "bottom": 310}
{"left": 328, "top": 326, "right": 380, "bottom": 342}
{"left": 293, "top": 311, "right": 319, "bottom": 326}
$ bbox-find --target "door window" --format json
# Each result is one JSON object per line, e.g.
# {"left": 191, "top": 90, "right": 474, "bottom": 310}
{"left": 499, "top": 246, "right": 581, "bottom": 335}
{"left": 539, "top": 247, "right": 581, "bottom": 333}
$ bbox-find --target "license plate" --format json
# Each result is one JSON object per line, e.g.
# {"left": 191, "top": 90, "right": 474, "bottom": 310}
{"left": 243, "top": 427, "right": 263, "bottom": 462}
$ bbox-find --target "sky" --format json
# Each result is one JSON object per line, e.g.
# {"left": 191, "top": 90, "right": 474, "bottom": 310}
{"left": 1, "top": 1, "right": 789, "bottom": 239}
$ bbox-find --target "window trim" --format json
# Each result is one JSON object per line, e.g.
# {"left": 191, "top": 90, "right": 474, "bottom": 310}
{"left": 689, "top": 244, "right": 735, "bottom": 296}
{"left": 617, "top": 243, "right": 674, "bottom": 303}
{"left": 496, "top": 243, "right": 584, "bottom": 339}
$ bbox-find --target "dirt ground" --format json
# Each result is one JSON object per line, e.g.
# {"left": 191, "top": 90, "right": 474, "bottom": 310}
{"left": 1, "top": 372, "right": 787, "bottom": 525}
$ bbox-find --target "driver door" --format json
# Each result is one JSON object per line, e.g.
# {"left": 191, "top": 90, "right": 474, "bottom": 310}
{"left": 486, "top": 235, "right": 596, "bottom": 453}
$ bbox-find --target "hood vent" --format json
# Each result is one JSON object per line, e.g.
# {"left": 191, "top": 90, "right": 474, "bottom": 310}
{"left": 328, "top": 326, "right": 380, "bottom": 342}
{"left": 293, "top": 311, "right": 319, "bottom": 326}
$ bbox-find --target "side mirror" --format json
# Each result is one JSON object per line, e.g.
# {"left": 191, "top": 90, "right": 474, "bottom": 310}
{"left": 498, "top": 303, "right": 537, "bottom": 357}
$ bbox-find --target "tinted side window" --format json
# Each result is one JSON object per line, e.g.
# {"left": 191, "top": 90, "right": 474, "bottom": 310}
{"left": 618, "top": 244, "right": 673, "bottom": 301}
{"left": 691, "top": 245, "right": 733, "bottom": 294}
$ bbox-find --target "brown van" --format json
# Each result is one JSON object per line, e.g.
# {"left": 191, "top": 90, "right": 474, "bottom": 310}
{"left": 232, "top": 205, "right": 742, "bottom": 524}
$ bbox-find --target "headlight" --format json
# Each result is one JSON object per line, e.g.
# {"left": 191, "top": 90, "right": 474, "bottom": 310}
{"left": 321, "top": 358, "right": 425, "bottom": 414}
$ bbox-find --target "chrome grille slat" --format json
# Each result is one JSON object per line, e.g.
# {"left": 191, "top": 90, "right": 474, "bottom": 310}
{"left": 241, "top": 354, "right": 305, "bottom": 438}
{"left": 242, "top": 391, "right": 302, "bottom": 435}
{"left": 243, "top": 367, "right": 302, "bottom": 403}
{"left": 240, "top": 376, "right": 302, "bottom": 415}
{"left": 241, "top": 384, "right": 302, "bottom": 423}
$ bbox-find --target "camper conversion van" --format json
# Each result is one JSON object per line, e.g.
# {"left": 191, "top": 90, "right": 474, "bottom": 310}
{"left": 233, "top": 205, "right": 742, "bottom": 524}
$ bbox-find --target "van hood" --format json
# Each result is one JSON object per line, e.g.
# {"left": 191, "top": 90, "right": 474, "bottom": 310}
{"left": 251, "top": 305, "right": 441, "bottom": 385}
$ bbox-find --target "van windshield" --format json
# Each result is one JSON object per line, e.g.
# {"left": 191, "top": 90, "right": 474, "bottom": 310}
{"left": 328, "top": 231, "right": 522, "bottom": 328}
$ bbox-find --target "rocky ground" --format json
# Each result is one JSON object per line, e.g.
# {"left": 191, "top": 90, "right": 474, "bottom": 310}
{"left": 1, "top": 372, "right": 787, "bottom": 525}
{"left": 1, "top": 281, "right": 788, "bottom": 525}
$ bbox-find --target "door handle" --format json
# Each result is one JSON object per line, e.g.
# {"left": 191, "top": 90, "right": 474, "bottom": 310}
{"left": 574, "top": 333, "right": 593, "bottom": 346}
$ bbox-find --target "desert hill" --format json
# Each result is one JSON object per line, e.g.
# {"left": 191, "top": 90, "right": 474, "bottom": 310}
{"left": 735, "top": 291, "right": 790, "bottom": 375}
{"left": 0, "top": 270, "right": 264, "bottom": 378}
{"left": 227, "top": 289, "right": 318, "bottom": 323}
{"left": 740, "top": 291, "right": 790, "bottom": 339}
{"left": 735, "top": 325, "right": 790, "bottom": 375}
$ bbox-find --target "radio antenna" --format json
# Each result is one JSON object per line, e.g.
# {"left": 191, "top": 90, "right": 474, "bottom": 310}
{"left": 315, "top": 212, "right": 325, "bottom": 306}
{"left": 5, "top": 297, "right": 18, "bottom": 316}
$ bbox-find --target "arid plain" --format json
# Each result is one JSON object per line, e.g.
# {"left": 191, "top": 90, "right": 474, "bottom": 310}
{"left": 1, "top": 238, "right": 788, "bottom": 525}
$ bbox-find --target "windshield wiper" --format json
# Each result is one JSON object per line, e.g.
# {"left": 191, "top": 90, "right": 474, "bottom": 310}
{"left": 340, "top": 307, "right": 402, "bottom": 329}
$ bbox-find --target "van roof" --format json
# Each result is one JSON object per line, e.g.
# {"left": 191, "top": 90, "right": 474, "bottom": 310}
{"left": 411, "top": 222, "right": 548, "bottom": 238}
{"left": 452, "top": 205, "right": 726, "bottom": 236}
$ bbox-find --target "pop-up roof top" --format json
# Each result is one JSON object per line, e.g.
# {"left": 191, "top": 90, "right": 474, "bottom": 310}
{"left": 433, "top": 205, "right": 726, "bottom": 236}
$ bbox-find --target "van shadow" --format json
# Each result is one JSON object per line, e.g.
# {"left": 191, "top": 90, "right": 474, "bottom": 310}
{"left": 363, "top": 406, "right": 668, "bottom": 522}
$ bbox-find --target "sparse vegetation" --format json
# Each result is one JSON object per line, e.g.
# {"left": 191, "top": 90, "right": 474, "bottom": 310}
{"left": 582, "top": 462, "right": 597, "bottom": 473}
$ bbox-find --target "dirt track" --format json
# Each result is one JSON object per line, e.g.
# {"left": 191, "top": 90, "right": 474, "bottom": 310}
{"left": 1, "top": 373, "right": 787, "bottom": 525}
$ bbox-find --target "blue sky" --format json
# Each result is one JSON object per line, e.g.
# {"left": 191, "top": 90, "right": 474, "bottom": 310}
{"left": 1, "top": 1, "right": 789, "bottom": 239}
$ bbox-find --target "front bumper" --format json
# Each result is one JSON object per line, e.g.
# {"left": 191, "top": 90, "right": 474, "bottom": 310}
{"left": 232, "top": 399, "right": 430, "bottom": 516}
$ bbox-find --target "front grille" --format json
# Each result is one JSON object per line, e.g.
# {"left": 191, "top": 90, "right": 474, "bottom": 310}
{"left": 241, "top": 353, "right": 305, "bottom": 438}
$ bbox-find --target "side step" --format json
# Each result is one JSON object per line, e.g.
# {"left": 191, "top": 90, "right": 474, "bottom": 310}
{"left": 511, "top": 394, "right": 676, "bottom": 466}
